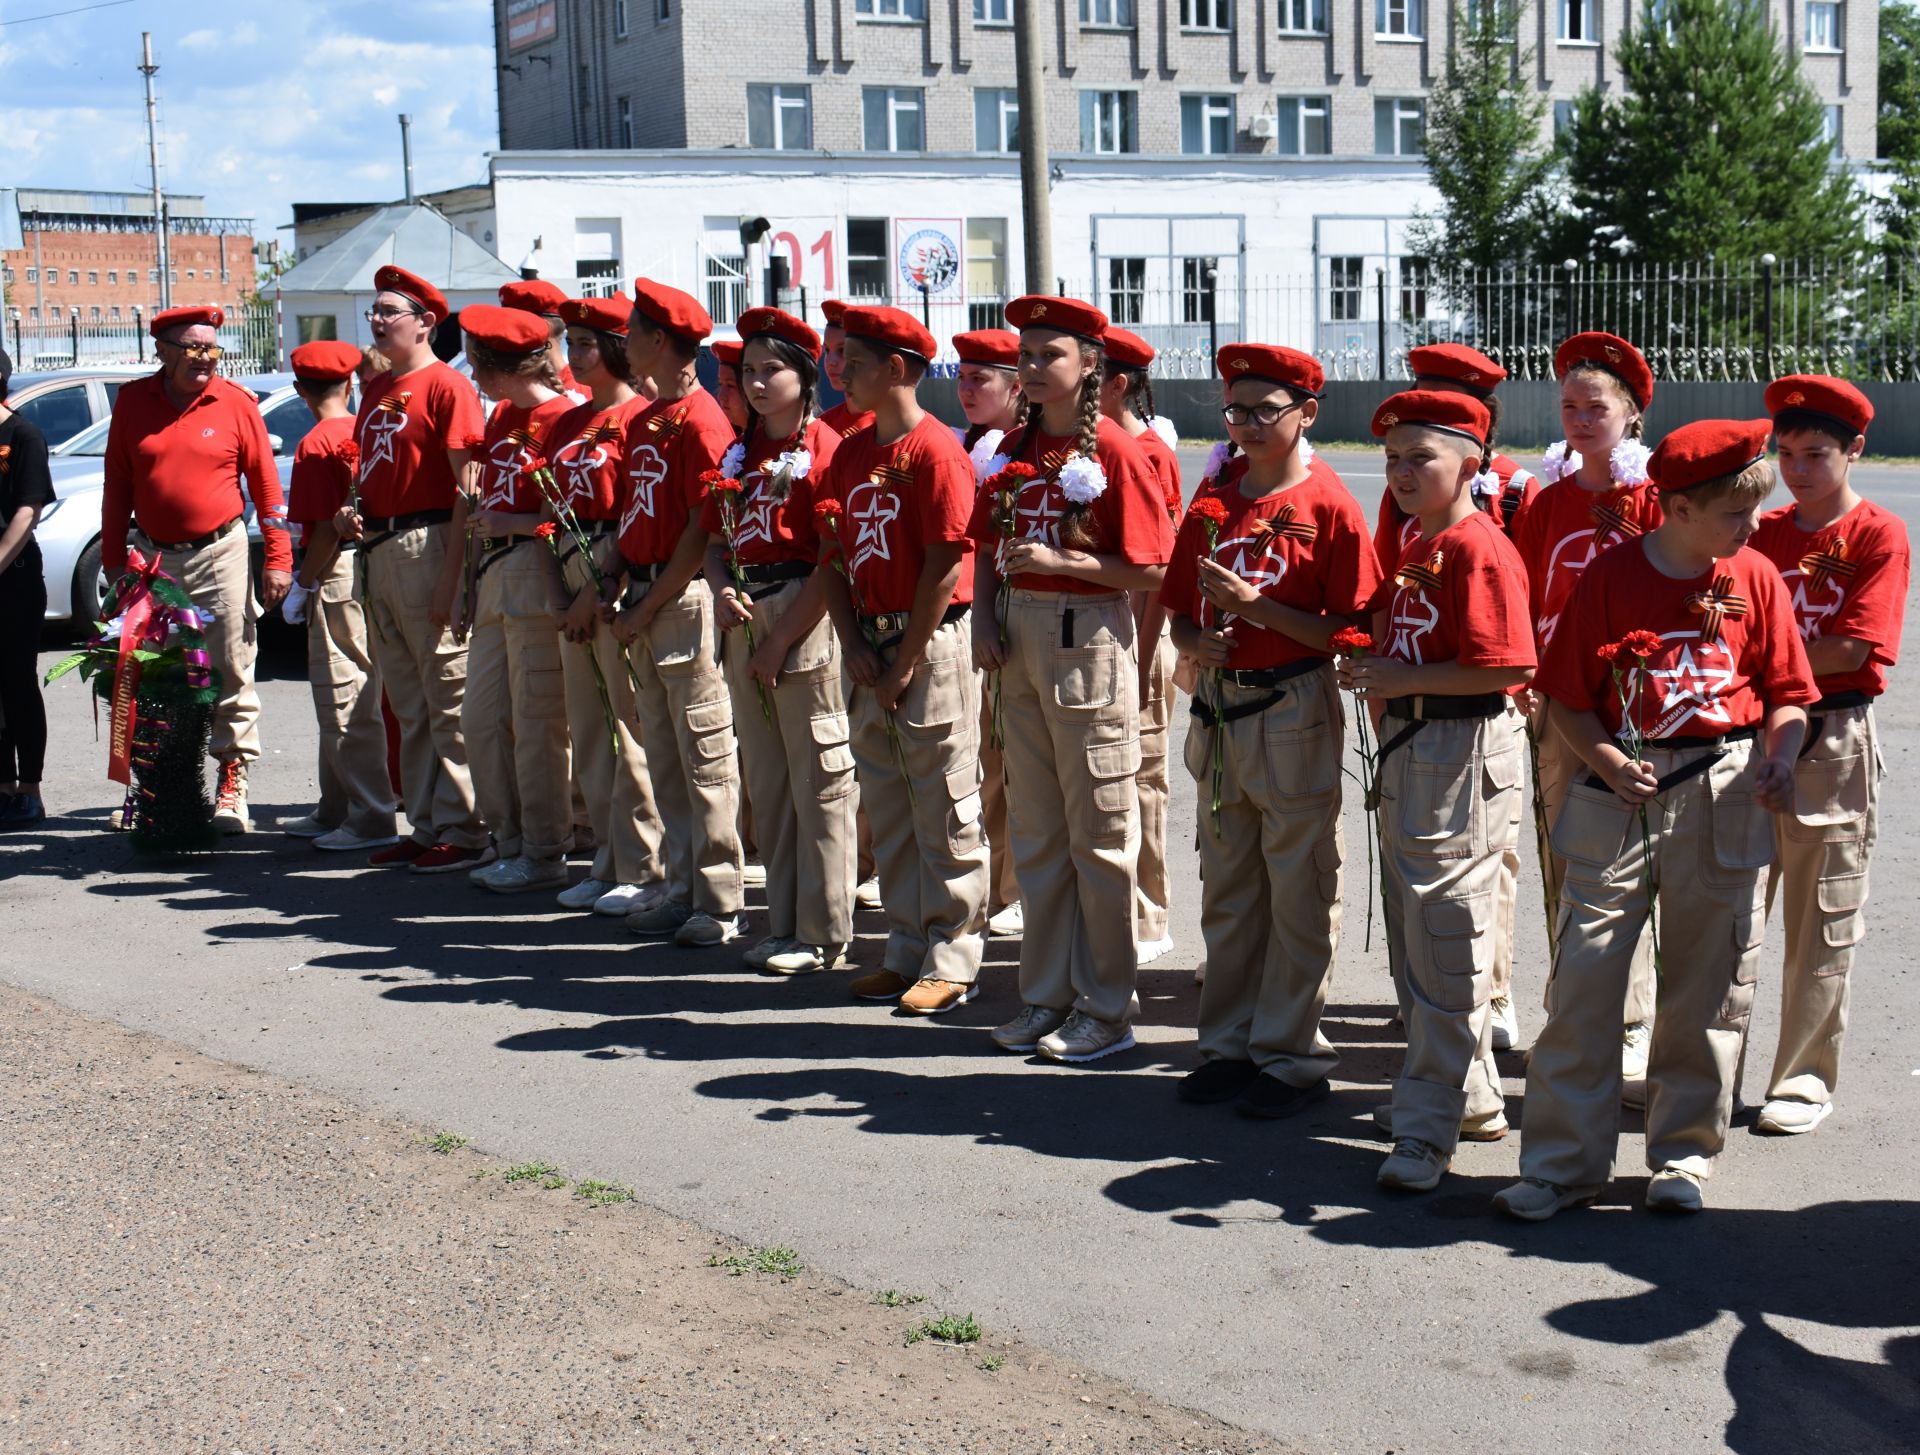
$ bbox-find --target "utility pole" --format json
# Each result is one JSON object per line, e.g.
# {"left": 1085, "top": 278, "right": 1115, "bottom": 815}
{"left": 139, "top": 32, "right": 171, "bottom": 311}
{"left": 399, "top": 115, "right": 417, "bottom": 204}
{"left": 1013, "top": 0, "right": 1053, "bottom": 295}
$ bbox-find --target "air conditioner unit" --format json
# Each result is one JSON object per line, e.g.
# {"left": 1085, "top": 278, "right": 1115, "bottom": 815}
{"left": 1248, "top": 113, "right": 1276, "bottom": 140}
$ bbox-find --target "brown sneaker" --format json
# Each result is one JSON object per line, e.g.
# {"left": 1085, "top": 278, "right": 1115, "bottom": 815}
{"left": 850, "top": 970, "right": 912, "bottom": 1002}
{"left": 899, "top": 979, "right": 977, "bottom": 1016}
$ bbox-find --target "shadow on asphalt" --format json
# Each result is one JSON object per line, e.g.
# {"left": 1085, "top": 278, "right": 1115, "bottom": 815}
{"left": 8, "top": 812, "right": 1918, "bottom": 1455}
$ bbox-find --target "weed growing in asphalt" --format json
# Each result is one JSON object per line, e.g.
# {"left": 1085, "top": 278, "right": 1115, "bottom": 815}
{"left": 873, "top": 1289, "right": 928, "bottom": 1308}
{"left": 906, "top": 1312, "right": 982, "bottom": 1346}
{"left": 422, "top": 1131, "right": 469, "bottom": 1155}
{"left": 574, "top": 1179, "right": 633, "bottom": 1206}
{"left": 707, "top": 1246, "right": 803, "bottom": 1279}
{"left": 502, "top": 1161, "right": 568, "bottom": 1190}
{"left": 980, "top": 1353, "right": 1005, "bottom": 1372}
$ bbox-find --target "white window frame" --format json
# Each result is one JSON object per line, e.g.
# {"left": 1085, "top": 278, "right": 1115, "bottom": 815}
{"left": 855, "top": 0, "right": 927, "bottom": 19}
{"left": 1805, "top": 0, "right": 1842, "bottom": 52}
{"left": 746, "top": 83, "right": 812, "bottom": 151}
{"left": 1081, "top": 89, "right": 1139, "bottom": 153}
{"left": 863, "top": 86, "right": 926, "bottom": 152}
{"left": 1558, "top": 0, "right": 1596, "bottom": 43}
{"left": 1328, "top": 256, "right": 1364, "bottom": 322}
{"left": 1080, "top": 0, "right": 1136, "bottom": 28}
{"left": 847, "top": 217, "right": 890, "bottom": 300}
{"left": 1464, "top": 0, "right": 1515, "bottom": 37}
{"left": 703, "top": 249, "right": 747, "bottom": 327}
{"left": 1276, "top": 94, "right": 1331, "bottom": 155}
{"left": 974, "top": 87, "right": 1020, "bottom": 152}
{"left": 1181, "top": 0, "right": 1230, "bottom": 30}
{"left": 613, "top": 0, "right": 629, "bottom": 37}
{"left": 1107, "top": 257, "right": 1147, "bottom": 325}
{"left": 1180, "top": 93, "right": 1236, "bottom": 155}
{"left": 1376, "top": 0, "right": 1423, "bottom": 39}
{"left": 974, "top": 0, "right": 1012, "bottom": 21}
{"left": 1277, "top": 0, "right": 1327, "bottom": 32}
{"left": 1374, "top": 96, "right": 1425, "bottom": 155}
{"left": 1822, "top": 104, "right": 1844, "bottom": 155}
{"left": 1552, "top": 99, "right": 1576, "bottom": 138}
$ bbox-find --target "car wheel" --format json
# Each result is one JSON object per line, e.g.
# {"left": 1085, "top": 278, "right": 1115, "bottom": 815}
{"left": 74, "top": 539, "right": 106, "bottom": 625}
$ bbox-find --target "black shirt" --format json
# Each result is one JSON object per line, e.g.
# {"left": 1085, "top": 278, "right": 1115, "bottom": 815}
{"left": 0, "top": 411, "right": 53, "bottom": 574}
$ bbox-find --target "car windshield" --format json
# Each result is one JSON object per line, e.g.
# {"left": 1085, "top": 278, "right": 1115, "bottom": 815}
{"left": 56, "top": 417, "right": 112, "bottom": 458}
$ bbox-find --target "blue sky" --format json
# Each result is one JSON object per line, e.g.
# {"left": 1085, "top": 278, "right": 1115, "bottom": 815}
{"left": 0, "top": 0, "right": 497, "bottom": 243}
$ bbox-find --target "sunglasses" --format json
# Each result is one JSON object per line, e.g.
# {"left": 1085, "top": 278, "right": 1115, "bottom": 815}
{"left": 160, "top": 341, "right": 224, "bottom": 362}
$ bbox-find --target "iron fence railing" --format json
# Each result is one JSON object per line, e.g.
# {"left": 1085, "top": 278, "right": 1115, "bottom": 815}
{"left": 5, "top": 298, "right": 280, "bottom": 377}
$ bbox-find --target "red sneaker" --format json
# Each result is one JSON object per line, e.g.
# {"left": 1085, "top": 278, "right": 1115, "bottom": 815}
{"left": 369, "top": 839, "right": 430, "bottom": 867}
{"left": 409, "top": 841, "right": 498, "bottom": 875}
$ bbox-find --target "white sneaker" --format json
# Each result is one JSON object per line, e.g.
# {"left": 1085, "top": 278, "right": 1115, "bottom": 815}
{"left": 1377, "top": 1137, "right": 1451, "bottom": 1192}
{"left": 1035, "top": 1010, "right": 1136, "bottom": 1064}
{"left": 1135, "top": 934, "right": 1175, "bottom": 965}
{"left": 313, "top": 826, "right": 403, "bottom": 852}
{"left": 742, "top": 860, "right": 767, "bottom": 888}
{"left": 281, "top": 813, "right": 332, "bottom": 839}
{"left": 1490, "top": 995, "right": 1520, "bottom": 1053}
{"left": 1757, "top": 1098, "right": 1833, "bottom": 1136}
{"left": 987, "top": 902, "right": 1024, "bottom": 937}
{"left": 476, "top": 855, "right": 569, "bottom": 894}
{"left": 557, "top": 877, "right": 615, "bottom": 910}
{"left": 743, "top": 936, "right": 792, "bottom": 970}
{"left": 763, "top": 941, "right": 847, "bottom": 975}
{"left": 593, "top": 882, "right": 665, "bottom": 917}
{"left": 855, "top": 877, "right": 883, "bottom": 909}
{"left": 1622, "top": 1020, "right": 1653, "bottom": 1082}
{"left": 675, "top": 912, "right": 742, "bottom": 947}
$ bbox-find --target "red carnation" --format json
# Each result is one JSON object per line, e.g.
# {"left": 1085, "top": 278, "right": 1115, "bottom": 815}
{"left": 701, "top": 468, "right": 740, "bottom": 496}
{"left": 521, "top": 455, "right": 548, "bottom": 479}
{"left": 1188, "top": 496, "right": 1228, "bottom": 526}
{"left": 1329, "top": 627, "right": 1373, "bottom": 658}
{"left": 813, "top": 498, "right": 844, "bottom": 525}
{"left": 338, "top": 441, "right": 359, "bottom": 468}
{"left": 1619, "top": 629, "right": 1662, "bottom": 660}
{"left": 534, "top": 521, "right": 557, "bottom": 539}
{"left": 986, "top": 461, "right": 1040, "bottom": 491}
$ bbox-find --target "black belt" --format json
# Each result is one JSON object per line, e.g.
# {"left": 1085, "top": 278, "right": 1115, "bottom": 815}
{"left": 1221, "top": 658, "right": 1325, "bottom": 690}
{"left": 478, "top": 534, "right": 534, "bottom": 554}
{"left": 1188, "top": 658, "right": 1326, "bottom": 729}
{"left": 149, "top": 515, "right": 239, "bottom": 553}
{"left": 738, "top": 560, "right": 813, "bottom": 600}
{"left": 362, "top": 509, "right": 452, "bottom": 533}
{"left": 1799, "top": 692, "right": 1872, "bottom": 758}
{"left": 1582, "top": 727, "right": 1758, "bottom": 795}
{"left": 619, "top": 560, "right": 670, "bottom": 608}
{"left": 863, "top": 601, "right": 970, "bottom": 652}
{"left": 1383, "top": 692, "right": 1507, "bottom": 722}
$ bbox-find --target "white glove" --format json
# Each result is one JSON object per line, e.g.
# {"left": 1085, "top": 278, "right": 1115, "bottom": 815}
{"left": 281, "top": 580, "right": 313, "bottom": 625}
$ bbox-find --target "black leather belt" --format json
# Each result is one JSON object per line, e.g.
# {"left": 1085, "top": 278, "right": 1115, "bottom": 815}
{"left": 1383, "top": 692, "right": 1507, "bottom": 722}
{"left": 1190, "top": 658, "right": 1325, "bottom": 729}
{"left": 1813, "top": 690, "right": 1873, "bottom": 713}
{"left": 478, "top": 534, "right": 533, "bottom": 554}
{"left": 149, "top": 515, "right": 239, "bottom": 553}
{"left": 1582, "top": 727, "right": 1758, "bottom": 794}
{"left": 1220, "top": 658, "right": 1325, "bottom": 690}
{"left": 619, "top": 559, "right": 670, "bottom": 609}
{"left": 861, "top": 601, "right": 969, "bottom": 639}
{"left": 1641, "top": 726, "right": 1759, "bottom": 750}
{"left": 738, "top": 560, "right": 812, "bottom": 586}
{"left": 362, "top": 509, "right": 452, "bottom": 533}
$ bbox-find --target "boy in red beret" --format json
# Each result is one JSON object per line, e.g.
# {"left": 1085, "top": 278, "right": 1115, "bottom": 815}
{"left": 1498, "top": 419, "right": 1816, "bottom": 1220}
{"left": 817, "top": 300, "right": 873, "bottom": 441}
{"left": 815, "top": 305, "right": 989, "bottom": 1013}
{"left": 499, "top": 279, "right": 583, "bottom": 400}
{"left": 279, "top": 340, "right": 399, "bottom": 852}
{"left": 609, "top": 280, "right": 745, "bottom": 947}
{"left": 710, "top": 340, "right": 749, "bottom": 431}
{"left": 1748, "top": 376, "right": 1908, "bottom": 1135}
{"left": 1166, "top": 343, "right": 1379, "bottom": 1116}
{"left": 1342, "top": 391, "right": 1535, "bottom": 1190}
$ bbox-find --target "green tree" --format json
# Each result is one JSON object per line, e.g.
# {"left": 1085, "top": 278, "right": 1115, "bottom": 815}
{"left": 1545, "top": 0, "right": 1867, "bottom": 263}
{"left": 1878, "top": 0, "right": 1920, "bottom": 252}
{"left": 1409, "top": 0, "right": 1553, "bottom": 270}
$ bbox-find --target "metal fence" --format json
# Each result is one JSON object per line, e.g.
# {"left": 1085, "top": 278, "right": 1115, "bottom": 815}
{"left": 5, "top": 298, "right": 280, "bottom": 377}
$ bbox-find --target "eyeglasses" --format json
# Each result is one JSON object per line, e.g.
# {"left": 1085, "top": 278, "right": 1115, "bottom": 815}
{"left": 1221, "top": 401, "right": 1305, "bottom": 427}
{"left": 159, "top": 341, "right": 224, "bottom": 362}
{"left": 364, "top": 305, "right": 423, "bottom": 322}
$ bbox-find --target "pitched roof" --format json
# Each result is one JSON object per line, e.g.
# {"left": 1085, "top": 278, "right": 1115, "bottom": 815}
{"left": 271, "top": 202, "right": 516, "bottom": 296}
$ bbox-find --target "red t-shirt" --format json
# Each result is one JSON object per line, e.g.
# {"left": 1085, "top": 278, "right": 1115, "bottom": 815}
{"left": 816, "top": 412, "right": 976, "bottom": 614}
{"left": 101, "top": 372, "right": 288, "bottom": 576}
{"left": 1134, "top": 427, "right": 1184, "bottom": 521}
{"left": 820, "top": 401, "right": 873, "bottom": 440}
{"left": 287, "top": 415, "right": 356, "bottom": 533}
{"left": 547, "top": 394, "right": 649, "bottom": 523}
{"left": 615, "top": 388, "right": 736, "bottom": 567}
{"left": 1750, "top": 498, "right": 1909, "bottom": 699}
{"left": 1161, "top": 456, "right": 1381, "bottom": 670}
{"left": 1369, "top": 510, "right": 1536, "bottom": 674}
{"left": 698, "top": 418, "right": 842, "bottom": 567}
{"left": 476, "top": 395, "right": 576, "bottom": 514}
{"left": 1507, "top": 477, "right": 1664, "bottom": 648}
{"left": 353, "top": 360, "right": 485, "bottom": 518}
{"left": 1371, "top": 453, "right": 1539, "bottom": 577}
{"left": 1535, "top": 540, "right": 1817, "bottom": 738}
{"left": 965, "top": 417, "right": 1174, "bottom": 595}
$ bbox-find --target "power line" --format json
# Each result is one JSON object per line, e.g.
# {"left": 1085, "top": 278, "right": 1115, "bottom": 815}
{"left": 0, "top": 0, "right": 138, "bottom": 28}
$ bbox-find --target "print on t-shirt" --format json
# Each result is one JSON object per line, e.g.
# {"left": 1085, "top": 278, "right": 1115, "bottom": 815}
{"left": 620, "top": 408, "right": 688, "bottom": 541}
{"left": 1537, "top": 507, "right": 1640, "bottom": 645}
{"left": 1627, "top": 632, "right": 1739, "bottom": 739}
{"left": 1011, "top": 445, "right": 1075, "bottom": 549}
{"left": 1385, "top": 550, "right": 1446, "bottom": 664}
{"left": 358, "top": 391, "right": 413, "bottom": 481}
{"left": 556, "top": 417, "right": 623, "bottom": 515}
{"left": 850, "top": 461, "right": 912, "bottom": 573}
{"left": 481, "top": 427, "right": 540, "bottom": 509}
{"left": 1198, "top": 515, "right": 1300, "bottom": 631}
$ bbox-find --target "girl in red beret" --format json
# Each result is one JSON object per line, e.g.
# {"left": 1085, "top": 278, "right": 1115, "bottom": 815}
{"left": 698, "top": 307, "right": 856, "bottom": 976}
{"left": 967, "top": 296, "right": 1173, "bottom": 1064}
{"left": 455, "top": 305, "right": 580, "bottom": 895}
{"left": 711, "top": 341, "right": 750, "bottom": 432}
{"left": 540, "top": 294, "right": 670, "bottom": 919}
{"left": 1507, "top": 331, "right": 1666, "bottom": 1086}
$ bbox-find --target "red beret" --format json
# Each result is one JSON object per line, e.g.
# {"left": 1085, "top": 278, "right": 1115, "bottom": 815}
{"left": 289, "top": 340, "right": 364, "bottom": 382}
{"left": 499, "top": 279, "right": 569, "bottom": 316}
{"left": 1649, "top": 418, "right": 1772, "bottom": 494}
{"left": 557, "top": 292, "right": 632, "bottom": 334}
{"left": 1216, "top": 343, "right": 1324, "bottom": 396}
{"left": 737, "top": 306, "right": 822, "bottom": 359}
{"left": 1006, "top": 294, "right": 1108, "bottom": 343}
{"left": 630, "top": 278, "right": 714, "bottom": 342}
{"left": 1371, "top": 389, "right": 1492, "bottom": 449}
{"left": 711, "top": 340, "right": 743, "bottom": 369}
{"left": 373, "top": 265, "right": 449, "bottom": 324}
{"left": 1102, "top": 326, "right": 1155, "bottom": 370}
{"left": 1555, "top": 331, "right": 1654, "bottom": 409}
{"left": 458, "top": 303, "right": 550, "bottom": 354}
{"left": 842, "top": 304, "right": 937, "bottom": 361}
{"left": 952, "top": 329, "right": 1019, "bottom": 369}
{"left": 821, "top": 299, "right": 849, "bottom": 327}
{"left": 1408, "top": 342, "right": 1507, "bottom": 393}
{"left": 1766, "top": 374, "right": 1873, "bottom": 436}
{"left": 150, "top": 305, "right": 223, "bottom": 338}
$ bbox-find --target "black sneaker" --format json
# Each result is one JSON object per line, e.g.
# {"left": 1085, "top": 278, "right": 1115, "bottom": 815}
{"left": 1236, "top": 1074, "right": 1331, "bottom": 1120}
{"left": 1177, "top": 1057, "right": 1261, "bottom": 1105}
{"left": 0, "top": 793, "right": 45, "bottom": 831}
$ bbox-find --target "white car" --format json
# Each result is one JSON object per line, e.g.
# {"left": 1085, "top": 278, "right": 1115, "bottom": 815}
{"left": 38, "top": 377, "right": 317, "bottom": 624}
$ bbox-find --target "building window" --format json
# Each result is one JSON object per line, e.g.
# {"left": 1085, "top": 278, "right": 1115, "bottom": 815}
{"left": 1823, "top": 105, "right": 1843, "bottom": 154}
{"left": 1181, "top": 258, "right": 1219, "bottom": 325}
{"left": 186, "top": 269, "right": 196, "bottom": 281}
{"left": 149, "top": 268, "right": 159, "bottom": 283}
{"left": 613, "top": 0, "right": 629, "bottom": 35}
{"left": 89, "top": 306, "right": 102, "bottom": 322}
{"left": 658, "top": 0, "right": 671, "bottom": 17}
{"left": 107, "top": 269, "right": 117, "bottom": 285}
{"left": 747, "top": 84, "right": 812, "bottom": 150}
{"left": 848, "top": 218, "right": 890, "bottom": 299}
{"left": 974, "top": 0, "right": 1011, "bottom": 19}
{"left": 1375, "top": 96, "right": 1425, "bottom": 154}
{"left": 974, "top": 88, "right": 1020, "bottom": 151}
{"left": 1277, "top": 0, "right": 1327, "bottom": 32}
{"left": 1180, "top": 94, "right": 1236, "bottom": 155}
{"left": 1107, "top": 257, "right": 1146, "bottom": 325}
{"left": 110, "top": 306, "right": 122, "bottom": 321}
{"left": 856, "top": 0, "right": 926, "bottom": 18}
{"left": 1559, "top": 0, "right": 1593, "bottom": 41}
{"left": 1376, "top": 0, "right": 1423, "bottom": 38}
{"left": 1465, "top": 0, "right": 1516, "bottom": 36}
{"left": 1081, "top": 0, "right": 1135, "bottom": 26}
{"left": 863, "top": 87, "right": 925, "bottom": 151}
{"left": 1276, "top": 95, "right": 1331, "bottom": 154}
{"left": 27, "top": 307, "right": 38, "bottom": 321}
{"left": 1399, "top": 257, "right": 1431, "bottom": 319}
{"left": 705, "top": 251, "right": 746, "bottom": 326}
{"left": 1182, "top": 0, "right": 1229, "bottom": 29}
{"left": 1805, "top": 1, "right": 1841, "bottom": 50}
{"left": 24, "top": 268, "right": 34, "bottom": 283}
{"left": 1552, "top": 99, "right": 1575, "bottom": 137}
{"left": 67, "top": 269, "right": 78, "bottom": 285}
{"left": 617, "top": 96, "right": 634, "bottom": 147}
{"left": 1328, "top": 256, "right": 1363, "bottom": 322}
{"left": 966, "top": 218, "right": 1008, "bottom": 327}
{"left": 1080, "top": 89, "right": 1139, "bottom": 153}
{"left": 88, "top": 270, "right": 98, "bottom": 285}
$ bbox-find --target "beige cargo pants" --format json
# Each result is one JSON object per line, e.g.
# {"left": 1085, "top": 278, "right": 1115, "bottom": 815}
{"left": 305, "top": 546, "right": 396, "bottom": 837}
{"left": 132, "top": 521, "right": 260, "bottom": 764}
{"left": 1135, "top": 622, "right": 1177, "bottom": 945}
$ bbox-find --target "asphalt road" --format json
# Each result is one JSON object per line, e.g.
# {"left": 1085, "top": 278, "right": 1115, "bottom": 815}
{"left": 8, "top": 449, "right": 1919, "bottom": 1452}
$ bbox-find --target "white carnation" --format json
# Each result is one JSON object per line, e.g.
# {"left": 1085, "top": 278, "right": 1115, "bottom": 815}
{"left": 1541, "top": 440, "right": 1583, "bottom": 484}
{"left": 1147, "top": 414, "right": 1179, "bottom": 448}
{"left": 1057, "top": 453, "right": 1108, "bottom": 505}
{"left": 720, "top": 441, "right": 746, "bottom": 479}
{"left": 779, "top": 447, "right": 812, "bottom": 481}
{"left": 1298, "top": 437, "right": 1315, "bottom": 466}
{"left": 1202, "top": 441, "right": 1232, "bottom": 483}
{"left": 1609, "top": 439, "right": 1652, "bottom": 487}
{"left": 969, "top": 429, "right": 1008, "bottom": 483}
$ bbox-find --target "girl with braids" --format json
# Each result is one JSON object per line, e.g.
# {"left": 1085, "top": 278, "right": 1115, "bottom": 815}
{"left": 951, "top": 327, "right": 1029, "bottom": 940}
{"left": 455, "top": 304, "right": 580, "bottom": 894}
{"left": 968, "top": 295, "right": 1173, "bottom": 1065}
{"left": 1099, "top": 326, "right": 1183, "bottom": 967}
{"left": 700, "top": 307, "right": 856, "bottom": 976}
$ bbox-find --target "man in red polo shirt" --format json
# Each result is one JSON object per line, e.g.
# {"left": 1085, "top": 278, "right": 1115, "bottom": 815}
{"left": 102, "top": 304, "right": 291, "bottom": 832}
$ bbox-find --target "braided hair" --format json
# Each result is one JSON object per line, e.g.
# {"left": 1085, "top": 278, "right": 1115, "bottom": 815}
{"left": 739, "top": 334, "right": 821, "bottom": 461}
{"left": 1058, "top": 338, "right": 1106, "bottom": 550}
{"left": 963, "top": 389, "right": 1028, "bottom": 451}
